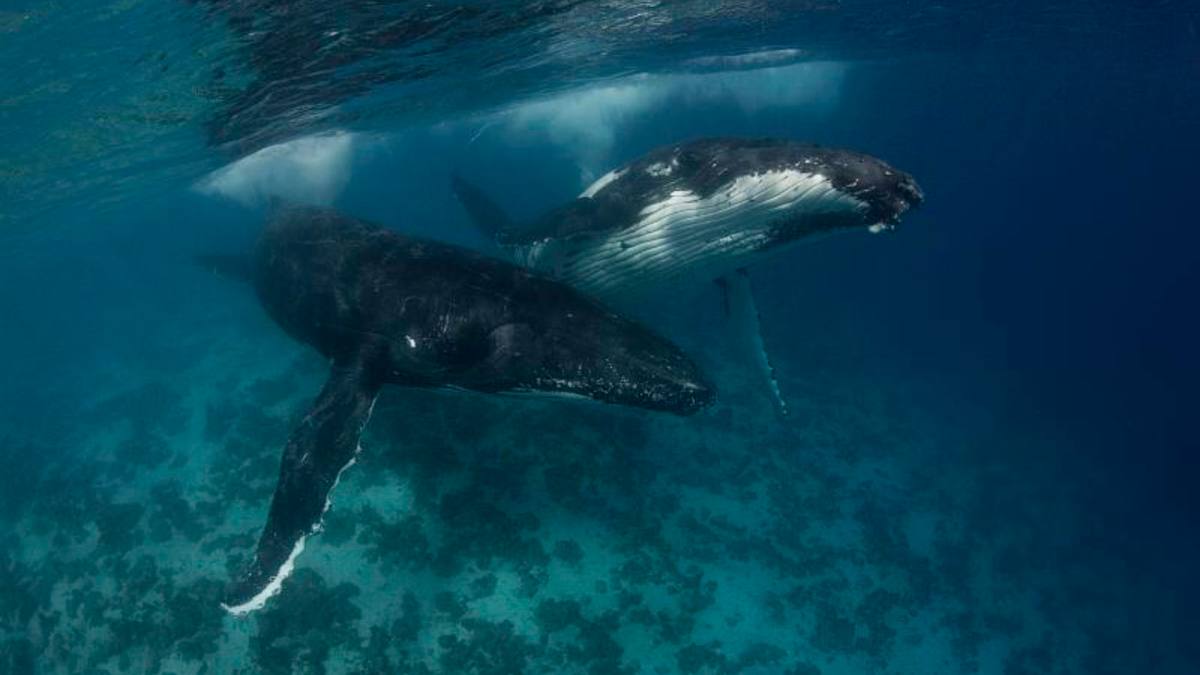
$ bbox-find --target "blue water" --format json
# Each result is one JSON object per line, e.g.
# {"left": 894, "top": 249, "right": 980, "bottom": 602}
{"left": 2, "top": 2, "right": 1198, "bottom": 673}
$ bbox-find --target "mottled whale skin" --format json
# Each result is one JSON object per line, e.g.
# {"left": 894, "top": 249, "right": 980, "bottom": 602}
{"left": 454, "top": 137, "right": 924, "bottom": 299}
{"left": 221, "top": 206, "right": 713, "bottom": 614}
{"left": 452, "top": 137, "right": 923, "bottom": 415}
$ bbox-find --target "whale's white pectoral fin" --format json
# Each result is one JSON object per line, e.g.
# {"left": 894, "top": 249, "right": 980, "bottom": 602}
{"left": 222, "top": 357, "right": 380, "bottom": 615}
{"left": 721, "top": 269, "right": 789, "bottom": 418}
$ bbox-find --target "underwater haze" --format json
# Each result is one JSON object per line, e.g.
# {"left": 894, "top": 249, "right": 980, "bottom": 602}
{"left": 2, "top": 1, "right": 1199, "bottom": 673}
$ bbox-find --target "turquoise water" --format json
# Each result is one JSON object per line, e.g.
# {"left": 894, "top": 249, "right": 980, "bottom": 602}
{"left": 2, "top": 2, "right": 1198, "bottom": 673}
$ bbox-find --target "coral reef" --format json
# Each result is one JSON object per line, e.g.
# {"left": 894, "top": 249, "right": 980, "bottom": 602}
{"left": 0, "top": 341, "right": 1190, "bottom": 674}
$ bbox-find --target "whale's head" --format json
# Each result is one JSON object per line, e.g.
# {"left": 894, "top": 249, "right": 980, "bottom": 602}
{"left": 617, "top": 139, "right": 924, "bottom": 255}
{"left": 730, "top": 141, "right": 924, "bottom": 246}
{"left": 564, "top": 320, "right": 717, "bottom": 415}
{"left": 818, "top": 147, "right": 924, "bottom": 231}
{"left": 485, "top": 284, "right": 715, "bottom": 416}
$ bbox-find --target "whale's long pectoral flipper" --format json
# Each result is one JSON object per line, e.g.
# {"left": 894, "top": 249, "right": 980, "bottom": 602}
{"left": 223, "top": 359, "right": 380, "bottom": 615}
{"left": 722, "top": 269, "right": 789, "bottom": 418}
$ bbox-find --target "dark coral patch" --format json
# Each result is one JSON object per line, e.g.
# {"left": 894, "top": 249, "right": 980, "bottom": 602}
{"left": 676, "top": 641, "right": 727, "bottom": 674}
{"left": 358, "top": 508, "right": 433, "bottom": 572}
{"left": 94, "top": 501, "right": 145, "bottom": 554}
{"left": 438, "top": 619, "right": 534, "bottom": 675}
{"left": 86, "top": 380, "right": 188, "bottom": 436}
{"left": 251, "top": 569, "right": 362, "bottom": 674}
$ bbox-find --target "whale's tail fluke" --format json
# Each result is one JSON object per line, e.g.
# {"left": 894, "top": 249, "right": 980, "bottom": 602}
{"left": 450, "top": 171, "right": 516, "bottom": 242}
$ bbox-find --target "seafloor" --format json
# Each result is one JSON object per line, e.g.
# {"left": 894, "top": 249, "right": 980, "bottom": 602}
{"left": 0, "top": 279, "right": 1190, "bottom": 675}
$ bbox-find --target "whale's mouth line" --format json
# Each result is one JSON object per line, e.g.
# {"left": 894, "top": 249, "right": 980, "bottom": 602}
{"left": 871, "top": 192, "right": 921, "bottom": 230}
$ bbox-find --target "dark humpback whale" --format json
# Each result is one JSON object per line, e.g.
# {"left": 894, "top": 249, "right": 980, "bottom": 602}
{"left": 452, "top": 137, "right": 924, "bottom": 414}
{"left": 216, "top": 206, "right": 713, "bottom": 614}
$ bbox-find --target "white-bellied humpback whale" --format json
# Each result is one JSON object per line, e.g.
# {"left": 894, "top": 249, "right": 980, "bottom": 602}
{"left": 211, "top": 206, "right": 713, "bottom": 614}
{"left": 452, "top": 137, "right": 924, "bottom": 415}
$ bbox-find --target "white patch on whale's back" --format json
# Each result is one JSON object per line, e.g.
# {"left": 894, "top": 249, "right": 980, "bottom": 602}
{"left": 579, "top": 168, "right": 627, "bottom": 198}
{"left": 645, "top": 160, "right": 676, "bottom": 177}
{"left": 524, "top": 170, "right": 867, "bottom": 296}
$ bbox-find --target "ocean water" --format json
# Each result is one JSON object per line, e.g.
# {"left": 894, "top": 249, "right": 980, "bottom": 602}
{"left": 2, "top": 2, "right": 1198, "bottom": 674}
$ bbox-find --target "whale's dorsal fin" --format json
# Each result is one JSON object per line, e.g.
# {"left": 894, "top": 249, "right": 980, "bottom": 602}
{"left": 721, "top": 269, "right": 789, "bottom": 418}
{"left": 222, "top": 354, "right": 381, "bottom": 615}
{"left": 450, "top": 173, "right": 629, "bottom": 246}
{"left": 450, "top": 171, "right": 517, "bottom": 242}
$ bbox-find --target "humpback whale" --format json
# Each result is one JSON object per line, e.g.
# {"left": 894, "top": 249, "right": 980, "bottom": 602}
{"left": 452, "top": 137, "right": 924, "bottom": 414}
{"left": 215, "top": 206, "right": 713, "bottom": 614}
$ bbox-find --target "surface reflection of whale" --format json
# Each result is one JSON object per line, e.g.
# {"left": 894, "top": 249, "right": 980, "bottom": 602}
{"left": 206, "top": 205, "right": 713, "bottom": 615}
{"left": 452, "top": 137, "right": 924, "bottom": 415}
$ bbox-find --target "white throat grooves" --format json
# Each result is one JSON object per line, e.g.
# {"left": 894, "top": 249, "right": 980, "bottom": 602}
{"left": 547, "top": 170, "right": 867, "bottom": 294}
